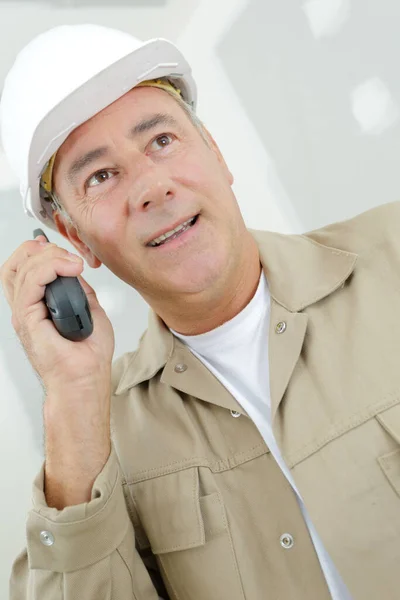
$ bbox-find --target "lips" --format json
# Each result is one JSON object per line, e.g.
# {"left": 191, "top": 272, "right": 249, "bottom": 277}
{"left": 146, "top": 214, "right": 199, "bottom": 247}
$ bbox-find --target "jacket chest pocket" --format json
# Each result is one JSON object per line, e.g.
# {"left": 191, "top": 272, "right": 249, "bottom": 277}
{"left": 377, "top": 403, "right": 400, "bottom": 497}
{"left": 130, "top": 467, "right": 245, "bottom": 600}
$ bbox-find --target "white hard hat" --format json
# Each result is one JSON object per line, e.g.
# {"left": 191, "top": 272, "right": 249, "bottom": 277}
{"left": 0, "top": 24, "right": 197, "bottom": 232}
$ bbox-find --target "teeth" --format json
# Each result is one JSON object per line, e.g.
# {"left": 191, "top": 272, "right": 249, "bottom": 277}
{"left": 149, "top": 217, "right": 196, "bottom": 246}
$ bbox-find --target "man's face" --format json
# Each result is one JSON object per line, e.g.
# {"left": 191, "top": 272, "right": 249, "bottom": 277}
{"left": 53, "top": 86, "right": 248, "bottom": 302}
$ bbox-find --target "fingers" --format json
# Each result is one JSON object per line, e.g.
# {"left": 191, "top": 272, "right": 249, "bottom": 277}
{"left": 34, "top": 234, "right": 49, "bottom": 244}
{"left": 15, "top": 247, "right": 82, "bottom": 314}
{"left": 0, "top": 240, "right": 83, "bottom": 332}
{"left": 1, "top": 240, "right": 49, "bottom": 305}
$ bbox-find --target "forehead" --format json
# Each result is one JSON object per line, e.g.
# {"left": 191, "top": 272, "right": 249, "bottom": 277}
{"left": 56, "top": 86, "right": 187, "bottom": 159}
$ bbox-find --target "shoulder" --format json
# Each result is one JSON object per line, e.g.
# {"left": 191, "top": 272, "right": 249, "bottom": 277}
{"left": 304, "top": 201, "right": 400, "bottom": 254}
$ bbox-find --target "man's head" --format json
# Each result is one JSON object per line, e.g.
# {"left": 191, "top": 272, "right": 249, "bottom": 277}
{"left": 1, "top": 24, "right": 261, "bottom": 332}
{"left": 51, "top": 82, "right": 256, "bottom": 313}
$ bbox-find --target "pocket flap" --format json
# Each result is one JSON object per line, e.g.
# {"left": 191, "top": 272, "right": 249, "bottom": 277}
{"left": 378, "top": 449, "right": 400, "bottom": 496}
{"left": 132, "top": 468, "right": 205, "bottom": 554}
{"left": 376, "top": 403, "right": 400, "bottom": 444}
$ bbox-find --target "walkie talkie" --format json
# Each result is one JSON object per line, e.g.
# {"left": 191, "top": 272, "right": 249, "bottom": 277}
{"left": 33, "top": 229, "right": 93, "bottom": 341}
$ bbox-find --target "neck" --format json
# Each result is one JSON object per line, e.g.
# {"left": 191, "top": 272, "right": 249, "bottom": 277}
{"left": 148, "top": 237, "right": 262, "bottom": 336}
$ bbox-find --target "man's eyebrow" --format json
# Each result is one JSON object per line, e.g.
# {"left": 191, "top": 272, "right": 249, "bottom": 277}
{"left": 127, "top": 113, "right": 180, "bottom": 138}
{"left": 66, "top": 113, "right": 181, "bottom": 185}
{"left": 67, "top": 147, "right": 109, "bottom": 184}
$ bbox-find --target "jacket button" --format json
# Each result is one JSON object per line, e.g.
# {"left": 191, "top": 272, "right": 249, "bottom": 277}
{"left": 40, "top": 531, "right": 55, "bottom": 546}
{"left": 174, "top": 363, "right": 187, "bottom": 373}
{"left": 230, "top": 410, "right": 241, "bottom": 418}
{"left": 280, "top": 533, "right": 294, "bottom": 549}
{"left": 275, "top": 321, "right": 287, "bottom": 334}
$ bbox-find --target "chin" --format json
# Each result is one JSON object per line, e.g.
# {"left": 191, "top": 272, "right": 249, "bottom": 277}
{"left": 167, "top": 256, "right": 228, "bottom": 296}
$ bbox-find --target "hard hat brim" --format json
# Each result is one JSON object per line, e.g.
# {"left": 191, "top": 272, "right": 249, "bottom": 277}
{"left": 25, "top": 38, "right": 197, "bottom": 231}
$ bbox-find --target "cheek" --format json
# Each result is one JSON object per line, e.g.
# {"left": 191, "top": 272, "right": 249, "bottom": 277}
{"left": 173, "top": 154, "right": 227, "bottom": 194}
{"left": 79, "top": 190, "right": 126, "bottom": 233}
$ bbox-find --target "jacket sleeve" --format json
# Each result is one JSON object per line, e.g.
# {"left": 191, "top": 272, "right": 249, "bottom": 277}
{"left": 9, "top": 443, "right": 168, "bottom": 600}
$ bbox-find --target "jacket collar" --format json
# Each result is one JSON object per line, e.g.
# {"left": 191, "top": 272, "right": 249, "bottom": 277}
{"left": 115, "top": 229, "right": 357, "bottom": 395}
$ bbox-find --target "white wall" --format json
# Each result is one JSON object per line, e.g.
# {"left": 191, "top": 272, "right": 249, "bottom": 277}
{"left": 1, "top": 0, "right": 400, "bottom": 595}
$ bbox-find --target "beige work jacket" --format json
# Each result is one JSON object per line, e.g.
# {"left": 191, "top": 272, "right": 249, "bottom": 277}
{"left": 10, "top": 202, "right": 400, "bottom": 600}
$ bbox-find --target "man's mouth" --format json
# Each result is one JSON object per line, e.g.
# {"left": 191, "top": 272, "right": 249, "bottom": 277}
{"left": 147, "top": 214, "right": 199, "bottom": 247}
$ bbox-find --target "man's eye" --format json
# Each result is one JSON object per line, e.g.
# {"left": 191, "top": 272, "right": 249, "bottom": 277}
{"left": 150, "top": 134, "right": 174, "bottom": 151}
{"left": 87, "top": 170, "right": 114, "bottom": 188}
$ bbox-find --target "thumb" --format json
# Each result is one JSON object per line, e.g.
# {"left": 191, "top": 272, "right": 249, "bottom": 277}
{"left": 77, "top": 274, "right": 101, "bottom": 311}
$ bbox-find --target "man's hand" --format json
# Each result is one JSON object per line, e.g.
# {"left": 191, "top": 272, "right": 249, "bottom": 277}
{"left": 1, "top": 235, "right": 116, "bottom": 508}
{"left": 0, "top": 235, "right": 115, "bottom": 393}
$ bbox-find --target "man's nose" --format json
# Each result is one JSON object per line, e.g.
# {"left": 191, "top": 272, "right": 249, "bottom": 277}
{"left": 131, "top": 171, "right": 175, "bottom": 212}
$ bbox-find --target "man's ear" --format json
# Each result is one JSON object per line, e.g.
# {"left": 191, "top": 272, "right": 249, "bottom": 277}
{"left": 53, "top": 211, "right": 102, "bottom": 268}
{"left": 202, "top": 126, "right": 234, "bottom": 186}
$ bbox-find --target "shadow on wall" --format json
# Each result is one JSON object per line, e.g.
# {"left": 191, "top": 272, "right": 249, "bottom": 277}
{"left": 217, "top": 0, "right": 400, "bottom": 230}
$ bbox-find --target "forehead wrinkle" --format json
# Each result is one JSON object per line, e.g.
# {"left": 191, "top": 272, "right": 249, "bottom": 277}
{"left": 127, "top": 113, "right": 182, "bottom": 138}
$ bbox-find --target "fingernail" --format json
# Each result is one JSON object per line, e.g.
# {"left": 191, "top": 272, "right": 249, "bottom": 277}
{"left": 67, "top": 253, "right": 82, "bottom": 262}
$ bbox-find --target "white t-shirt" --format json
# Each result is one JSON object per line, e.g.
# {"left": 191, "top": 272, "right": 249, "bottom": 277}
{"left": 171, "top": 270, "right": 352, "bottom": 600}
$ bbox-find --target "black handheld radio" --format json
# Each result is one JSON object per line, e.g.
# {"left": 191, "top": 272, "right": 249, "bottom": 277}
{"left": 33, "top": 229, "right": 93, "bottom": 341}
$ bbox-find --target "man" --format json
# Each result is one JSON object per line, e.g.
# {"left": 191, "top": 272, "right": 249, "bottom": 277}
{"left": 1, "top": 24, "right": 400, "bottom": 600}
